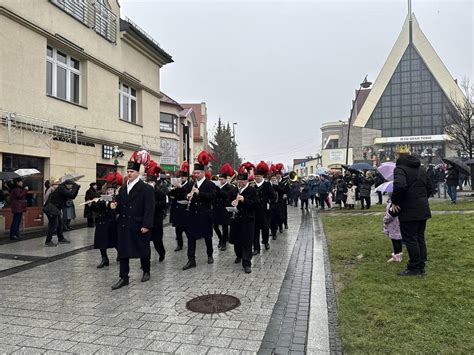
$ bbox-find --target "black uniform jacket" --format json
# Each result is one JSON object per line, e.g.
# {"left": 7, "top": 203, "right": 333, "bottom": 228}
{"left": 230, "top": 185, "right": 259, "bottom": 243}
{"left": 213, "top": 182, "right": 237, "bottom": 225}
{"left": 187, "top": 178, "right": 216, "bottom": 238}
{"left": 115, "top": 179, "right": 155, "bottom": 259}
{"left": 169, "top": 180, "right": 193, "bottom": 228}
{"left": 254, "top": 181, "right": 276, "bottom": 229}
{"left": 151, "top": 187, "right": 167, "bottom": 242}
{"left": 91, "top": 199, "right": 118, "bottom": 250}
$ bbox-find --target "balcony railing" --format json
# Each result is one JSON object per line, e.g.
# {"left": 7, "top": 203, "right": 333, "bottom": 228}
{"left": 49, "top": 0, "right": 117, "bottom": 43}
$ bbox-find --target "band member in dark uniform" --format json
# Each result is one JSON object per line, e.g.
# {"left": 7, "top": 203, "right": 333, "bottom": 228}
{"left": 269, "top": 173, "right": 282, "bottom": 239}
{"left": 91, "top": 171, "right": 123, "bottom": 269}
{"left": 253, "top": 161, "right": 276, "bottom": 254}
{"left": 169, "top": 161, "right": 192, "bottom": 252}
{"left": 213, "top": 163, "right": 237, "bottom": 251}
{"left": 275, "top": 163, "right": 289, "bottom": 230}
{"left": 146, "top": 161, "right": 167, "bottom": 262}
{"left": 183, "top": 151, "right": 216, "bottom": 270}
{"left": 231, "top": 163, "right": 258, "bottom": 273}
{"left": 110, "top": 155, "right": 155, "bottom": 290}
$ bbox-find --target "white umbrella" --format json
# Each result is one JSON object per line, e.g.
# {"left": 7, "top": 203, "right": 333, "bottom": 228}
{"left": 61, "top": 173, "right": 85, "bottom": 183}
{"left": 14, "top": 168, "right": 40, "bottom": 177}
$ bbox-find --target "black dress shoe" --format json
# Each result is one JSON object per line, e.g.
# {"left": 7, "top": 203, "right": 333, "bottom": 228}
{"left": 208, "top": 256, "right": 214, "bottom": 264}
{"left": 159, "top": 254, "right": 165, "bottom": 262}
{"left": 279, "top": 227, "right": 283, "bottom": 233}
{"left": 252, "top": 250, "right": 260, "bottom": 256}
{"left": 97, "top": 257, "right": 109, "bottom": 269}
{"left": 397, "top": 269, "right": 421, "bottom": 277}
{"left": 58, "top": 238, "right": 71, "bottom": 244}
{"left": 111, "top": 278, "right": 129, "bottom": 290}
{"left": 265, "top": 243, "right": 270, "bottom": 250}
{"left": 45, "top": 241, "right": 57, "bottom": 247}
{"left": 234, "top": 257, "right": 242, "bottom": 264}
{"left": 174, "top": 246, "right": 183, "bottom": 252}
{"left": 284, "top": 224, "right": 288, "bottom": 229}
{"left": 182, "top": 260, "right": 196, "bottom": 270}
{"left": 9, "top": 235, "right": 21, "bottom": 241}
{"left": 244, "top": 266, "right": 252, "bottom": 274}
{"left": 272, "top": 235, "right": 277, "bottom": 240}
{"left": 141, "top": 272, "right": 150, "bottom": 282}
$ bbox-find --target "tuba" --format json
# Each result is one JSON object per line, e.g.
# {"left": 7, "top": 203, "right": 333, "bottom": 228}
{"left": 282, "top": 171, "right": 298, "bottom": 185}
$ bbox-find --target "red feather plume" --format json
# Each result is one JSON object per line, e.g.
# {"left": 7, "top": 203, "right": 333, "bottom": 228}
{"left": 256, "top": 161, "right": 269, "bottom": 175}
{"left": 275, "top": 163, "right": 285, "bottom": 174}
{"left": 205, "top": 170, "right": 212, "bottom": 180}
{"left": 145, "top": 160, "right": 162, "bottom": 177}
{"left": 220, "top": 163, "right": 235, "bottom": 177}
{"left": 197, "top": 150, "right": 215, "bottom": 166}
{"left": 180, "top": 161, "right": 189, "bottom": 173}
{"left": 105, "top": 171, "right": 123, "bottom": 186}
{"left": 238, "top": 162, "right": 255, "bottom": 173}
{"left": 270, "top": 164, "right": 277, "bottom": 173}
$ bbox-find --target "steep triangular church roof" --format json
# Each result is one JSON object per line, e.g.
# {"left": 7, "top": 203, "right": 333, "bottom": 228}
{"left": 353, "top": 13, "right": 465, "bottom": 128}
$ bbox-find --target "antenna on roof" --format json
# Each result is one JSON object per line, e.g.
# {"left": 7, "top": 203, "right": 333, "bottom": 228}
{"left": 408, "top": 0, "right": 412, "bottom": 20}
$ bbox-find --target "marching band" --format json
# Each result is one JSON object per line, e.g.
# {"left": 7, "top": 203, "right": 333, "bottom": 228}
{"left": 88, "top": 150, "right": 293, "bottom": 290}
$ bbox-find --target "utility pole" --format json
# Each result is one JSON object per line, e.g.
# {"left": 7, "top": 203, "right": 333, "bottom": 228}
{"left": 232, "top": 122, "right": 237, "bottom": 168}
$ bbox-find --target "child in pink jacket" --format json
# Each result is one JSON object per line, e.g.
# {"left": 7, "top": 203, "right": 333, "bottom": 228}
{"left": 383, "top": 201, "right": 403, "bottom": 262}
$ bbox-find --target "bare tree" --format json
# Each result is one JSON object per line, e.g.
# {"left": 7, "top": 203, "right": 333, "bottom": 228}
{"left": 445, "top": 78, "right": 473, "bottom": 159}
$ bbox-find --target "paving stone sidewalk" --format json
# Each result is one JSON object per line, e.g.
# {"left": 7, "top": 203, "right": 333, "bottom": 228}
{"left": 0, "top": 206, "right": 332, "bottom": 354}
{"left": 322, "top": 209, "right": 474, "bottom": 217}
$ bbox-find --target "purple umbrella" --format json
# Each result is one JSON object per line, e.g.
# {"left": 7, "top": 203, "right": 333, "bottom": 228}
{"left": 376, "top": 181, "right": 393, "bottom": 193}
{"left": 377, "top": 162, "right": 396, "bottom": 181}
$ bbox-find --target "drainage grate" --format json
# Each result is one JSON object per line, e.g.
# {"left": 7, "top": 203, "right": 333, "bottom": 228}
{"left": 186, "top": 293, "right": 241, "bottom": 314}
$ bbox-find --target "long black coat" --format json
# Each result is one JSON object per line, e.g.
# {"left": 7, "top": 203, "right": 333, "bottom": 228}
{"left": 169, "top": 180, "right": 193, "bottom": 228}
{"left": 116, "top": 180, "right": 155, "bottom": 259}
{"left": 391, "top": 155, "right": 432, "bottom": 222}
{"left": 91, "top": 200, "right": 117, "bottom": 250}
{"left": 151, "top": 187, "right": 167, "bottom": 242}
{"left": 230, "top": 185, "right": 258, "bottom": 244}
{"left": 188, "top": 179, "right": 216, "bottom": 238}
{"left": 359, "top": 177, "right": 374, "bottom": 198}
{"left": 254, "top": 181, "right": 275, "bottom": 230}
{"left": 213, "top": 183, "right": 236, "bottom": 225}
{"left": 84, "top": 187, "right": 100, "bottom": 218}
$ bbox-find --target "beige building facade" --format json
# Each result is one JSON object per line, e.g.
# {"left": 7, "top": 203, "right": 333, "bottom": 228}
{"left": 0, "top": 0, "right": 173, "bottom": 230}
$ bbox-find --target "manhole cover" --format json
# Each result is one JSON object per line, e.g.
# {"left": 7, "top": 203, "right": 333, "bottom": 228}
{"left": 186, "top": 294, "right": 241, "bottom": 314}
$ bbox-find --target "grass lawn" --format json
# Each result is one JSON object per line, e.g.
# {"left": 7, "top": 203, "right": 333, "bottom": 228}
{"left": 331, "top": 198, "right": 474, "bottom": 213}
{"left": 322, "top": 213, "right": 474, "bottom": 353}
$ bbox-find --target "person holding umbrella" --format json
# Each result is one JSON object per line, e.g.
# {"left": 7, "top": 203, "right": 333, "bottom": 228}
{"left": 391, "top": 145, "right": 433, "bottom": 276}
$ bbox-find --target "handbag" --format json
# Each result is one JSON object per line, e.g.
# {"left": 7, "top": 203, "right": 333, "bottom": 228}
{"left": 43, "top": 203, "right": 60, "bottom": 217}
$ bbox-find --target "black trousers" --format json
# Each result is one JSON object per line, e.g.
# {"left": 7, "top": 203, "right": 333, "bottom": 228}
{"left": 187, "top": 234, "right": 213, "bottom": 260}
{"left": 10, "top": 212, "right": 22, "bottom": 237}
{"left": 152, "top": 239, "right": 165, "bottom": 257}
{"left": 376, "top": 191, "right": 383, "bottom": 204}
{"left": 301, "top": 199, "right": 309, "bottom": 210}
{"left": 119, "top": 257, "right": 150, "bottom": 279}
{"left": 175, "top": 226, "right": 187, "bottom": 247}
{"left": 391, "top": 239, "right": 403, "bottom": 254}
{"left": 253, "top": 227, "right": 270, "bottom": 251}
{"left": 46, "top": 213, "right": 65, "bottom": 242}
{"left": 214, "top": 224, "right": 229, "bottom": 246}
{"left": 319, "top": 193, "right": 329, "bottom": 209}
{"left": 87, "top": 217, "right": 95, "bottom": 227}
{"left": 360, "top": 196, "right": 371, "bottom": 209}
{"left": 234, "top": 236, "right": 253, "bottom": 267}
{"left": 399, "top": 219, "right": 427, "bottom": 271}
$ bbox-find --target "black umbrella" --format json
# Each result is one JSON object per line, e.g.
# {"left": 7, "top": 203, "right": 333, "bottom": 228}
{"left": 442, "top": 157, "right": 471, "bottom": 175}
{"left": 465, "top": 158, "right": 474, "bottom": 166}
{"left": 0, "top": 171, "right": 20, "bottom": 180}
{"left": 351, "top": 162, "right": 376, "bottom": 171}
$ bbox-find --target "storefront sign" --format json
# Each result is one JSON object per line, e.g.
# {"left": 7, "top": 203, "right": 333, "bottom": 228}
{"left": 329, "top": 150, "right": 344, "bottom": 161}
{"left": 375, "top": 135, "right": 447, "bottom": 144}
{"left": 160, "top": 138, "right": 178, "bottom": 165}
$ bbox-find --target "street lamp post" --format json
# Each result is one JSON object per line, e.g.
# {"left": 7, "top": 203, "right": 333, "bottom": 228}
{"left": 232, "top": 122, "right": 237, "bottom": 168}
{"left": 345, "top": 75, "right": 372, "bottom": 165}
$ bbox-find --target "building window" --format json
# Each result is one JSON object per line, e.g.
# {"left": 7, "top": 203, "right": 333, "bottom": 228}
{"left": 118, "top": 82, "right": 137, "bottom": 123}
{"left": 160, "top": 113, "right": 178, "bottom": 133}
{"left": 46, "top": 45, "right": 80, "bottom": 104}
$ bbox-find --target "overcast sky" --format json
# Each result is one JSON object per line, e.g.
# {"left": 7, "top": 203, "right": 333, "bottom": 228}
{"left": 120, "top": 0, "right": 473, "bottom": 168}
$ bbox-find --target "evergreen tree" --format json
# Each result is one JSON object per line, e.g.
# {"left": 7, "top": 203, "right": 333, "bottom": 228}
{"left": 209, "top": 118, "right": 242, "bottom": 172}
